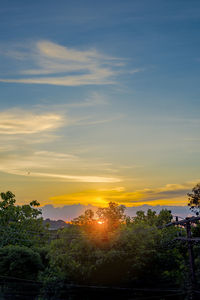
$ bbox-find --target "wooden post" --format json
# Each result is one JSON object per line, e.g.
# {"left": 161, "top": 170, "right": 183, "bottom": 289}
{"left": 163, "top": 216, "right": 200, "bottom": 299}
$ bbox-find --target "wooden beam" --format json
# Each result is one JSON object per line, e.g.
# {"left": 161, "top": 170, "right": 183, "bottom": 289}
{"left": 164, "top": 216, "right": 200, "bottom": 228}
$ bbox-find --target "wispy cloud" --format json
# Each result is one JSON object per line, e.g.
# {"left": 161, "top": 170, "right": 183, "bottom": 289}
{"left": 34, "top": 92, "right": 109, "bottom": 115}
{"left": 65, "top": 92, "right": 109, "bottom": 107}
{"left": 69, "top": 114, "right": 123, "bottom": 126}
{"left": 0, "top": 106, "right": 122, "bottom": 183}
{"left": 0, "top": 145, "right": 121, "bottom": 183}
{"left": 21, "top": 171, "right": 121, "bottom": 183}
{"left": 0, "top": 109, "right": 64, "bottom": 134}
{"left": 0, "top": 162, "right": 121, "bottom": 184}
{"left": 0, "top": 40, "right": 131, "bottom": 86}
{"left": 34, "top": 151, "right": 78, "bottom": 160}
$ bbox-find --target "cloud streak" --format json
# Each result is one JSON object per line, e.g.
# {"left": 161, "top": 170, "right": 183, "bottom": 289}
{"left": 23, "top": 171, "right": 121, "bottom": 183}
{"left": 0, "top": 109, "right": 64, "bottom": 134}
{"left": 0, "top": 146, "right": 121, "bottom": 183}
{"left": 0, "top": 40, "right": 129, "bottom": 86}
{"left": 0, "top": 106, "right": 122, "bottom": 183}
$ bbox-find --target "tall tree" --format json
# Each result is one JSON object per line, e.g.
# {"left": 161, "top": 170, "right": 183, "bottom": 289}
{"left": 0, "top": 191, "right": 46, "bottom": 246}
{"left": 72, "top": 209, "right": 95, "bottom": 226}
{"left": 96, "top": 202, "right": 127, "bottom": 231}
{"left": 188, "top": 184, "right": 200, "bottom": 215}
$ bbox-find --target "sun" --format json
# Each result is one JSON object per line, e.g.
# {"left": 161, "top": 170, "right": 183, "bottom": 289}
{"left": 97, "top": 221, "right": 104, "bottom": 225}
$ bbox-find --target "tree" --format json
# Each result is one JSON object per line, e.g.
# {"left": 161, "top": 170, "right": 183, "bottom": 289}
{"left": 133, "top": 210, "right": 156, "bottom": 225}
{"left": 0, "top": 191, "right": 42, "bottom": 225}
{"left": 46, "top": 212, "right": 183, "bottom": 288}
{"left": 96, "top": 202, "right": 127, "bottom": 231}
{"left": 0, "top": 191, "right": 47, "bottom": 246}
{"left": 72, "top": 209, "right": 95, "bottom": 226}
{"left": 133, "top": 209, "right": 172, "bottom": 227}
{"left": 156, "top": 209, "right": 172, "bottom": 226}
{"left": 0, "top": 245, "right": 43, "bottom": 280}
{"left": 71, "top": 202, "right": 127, "bottom": 232}
{"left": 188, "top": 184, "right": 200, "bottom": 215}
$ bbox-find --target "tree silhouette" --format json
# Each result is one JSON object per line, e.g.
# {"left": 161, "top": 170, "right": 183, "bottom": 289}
{"left": 188, "top": 183, "right": 200, "bottom": 215}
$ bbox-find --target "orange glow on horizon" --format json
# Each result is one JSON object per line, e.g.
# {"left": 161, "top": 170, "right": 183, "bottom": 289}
{"left": 97, "top": 221, "right": 104, "bottom": 225}
{"left": 49, "top": 187, "right": 188, "bottom": 208}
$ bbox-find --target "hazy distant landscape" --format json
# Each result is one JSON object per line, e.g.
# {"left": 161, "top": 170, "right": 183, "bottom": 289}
{"left": 42, "top": 204, "right": 193, "bottom": 221}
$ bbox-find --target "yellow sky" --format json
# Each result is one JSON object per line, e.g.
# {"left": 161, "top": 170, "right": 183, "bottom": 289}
{"left": 48, "top": 183, "right": 193, "bottom": 207}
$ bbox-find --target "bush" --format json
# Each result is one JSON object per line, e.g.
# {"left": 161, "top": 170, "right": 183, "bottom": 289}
{"left": 0, "top": 245, "right": 43, "bottom": 280}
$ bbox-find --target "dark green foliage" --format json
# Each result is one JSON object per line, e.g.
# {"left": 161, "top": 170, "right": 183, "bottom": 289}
{"left": 0, "top": 191, "right": 48, "bottom": 247}
{"left": 42, "top": 208, "right": 185, "bottom": 290}
{"left": 0, "top": 245, "right": 43, "bottom": 280}
{"left": 1, "top": 190, "right": 200, "bottom": 298}
{"left": 0, "top": 191, "right": 41, "bottom": 225}
{"left": 133, "top": 208, "right": 172, "bottom": 227}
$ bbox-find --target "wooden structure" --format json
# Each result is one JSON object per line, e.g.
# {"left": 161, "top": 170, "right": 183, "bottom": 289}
{"left": 164, "top": 216, "right": 200, "bottom": 298}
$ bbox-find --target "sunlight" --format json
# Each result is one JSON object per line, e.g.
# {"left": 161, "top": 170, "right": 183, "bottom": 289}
{"left": 97, "top": 221, "right": 104, "bottom": 225}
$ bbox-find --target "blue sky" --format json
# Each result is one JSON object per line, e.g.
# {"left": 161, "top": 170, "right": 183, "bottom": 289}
{"left": 0, "top": 0, "right": 200, "bottom": 207}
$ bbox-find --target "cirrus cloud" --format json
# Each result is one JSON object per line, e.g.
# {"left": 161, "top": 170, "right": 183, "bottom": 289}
{"left": 0, "top": 40, "right": 134, "bottom": 86}
{"left": 0, "top": 109, "right": 64, "bottom": 134}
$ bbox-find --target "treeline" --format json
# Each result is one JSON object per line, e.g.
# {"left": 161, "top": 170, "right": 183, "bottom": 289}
{"left": 0, "top": 187, "right": 200, "bottom": 299}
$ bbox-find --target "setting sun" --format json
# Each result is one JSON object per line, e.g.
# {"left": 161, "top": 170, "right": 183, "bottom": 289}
{"left": 97, "top": 221, "right": 104, "bottom": 225}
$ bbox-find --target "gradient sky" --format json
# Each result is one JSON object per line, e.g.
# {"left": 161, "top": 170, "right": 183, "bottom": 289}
{"left": 0, "top": 0, "right": 200, "bottom": 208}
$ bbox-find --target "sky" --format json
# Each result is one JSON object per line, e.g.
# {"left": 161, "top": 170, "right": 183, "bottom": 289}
{"left": 0, "top": 0, "right": 200, "bottom": 210}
